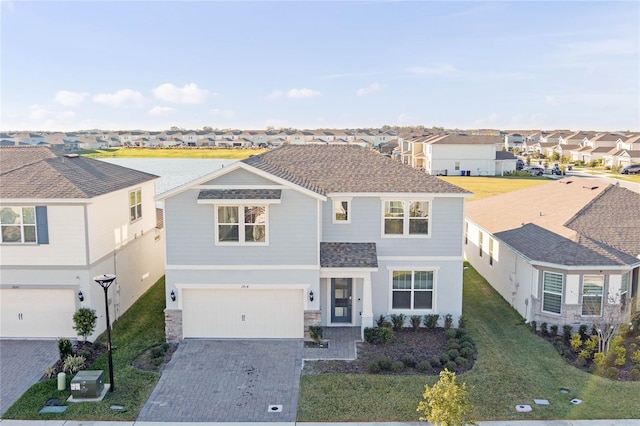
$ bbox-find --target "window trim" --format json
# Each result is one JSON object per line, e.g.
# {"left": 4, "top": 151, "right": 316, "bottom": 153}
{"left": 581, "top": 274, "right": 604, "bottom": 317}
{"left": 332, "top": 198, "right": 352, "bottom": 224}
{"left": 381, "top": 198, "right": 432, "bottom": 238}
{"left": 129, "top": 188, "right": 142, "bottom": 223}
{"left": 542, "top": 271, "right": 563, "bottom": 315}
{"left": 214, "top": 203, "right": 269, "bottom": 246}
{"left": 388, "top": 268, "right": 437, "bottom": 312}
{"left": 0, "top": 206, "right": 38, "bottom": 244}
{"left": 489, "top": 237, "right": 495, "bottom": 266}
{"left": 478, "top": 231, "right": 483, "bottom": 257}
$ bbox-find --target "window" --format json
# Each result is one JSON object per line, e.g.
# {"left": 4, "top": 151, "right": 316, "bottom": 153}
{"left": 1, "top": 207, "right": 36, "bottom": 243}
{"left": 217, "top": 205, "right": 266, "bottom": 244}
{"left": 129, "top": 189, "right": 142, "bottom": 222}
{"left": 383, "top": 200, "right": 429, "bottom": 236}
{"left": 392, "top": 270, "right": 434, "bottom": 310}
{"left": 542, "top": 271, "right": 563, "bottom": 314}
{"left": 621, "top": 272, "right": 629, "bottom": 307}
{"left": 478, "top": 231, "right": 483, "bottom": 257}
{"left": 333, "top": 199, "right": 350, "bottom": 223}
{"left": 455, "top": 162, "right": 460, "bottom": 171}
{"left": 464, "top": 222, "right": 468, "bottom": 245}
{"left": 489, "top": 238, "right": 495, "bottom": 265}
{"left": 582, "top": 275, "right": 604, "bottom": 316}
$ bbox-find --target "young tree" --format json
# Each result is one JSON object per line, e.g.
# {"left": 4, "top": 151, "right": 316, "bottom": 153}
{"left": 73, "top": 308, "right": 97, "bottom": 343}
{"left": 417, "top": 369, "right": 475, "bottom": 426}
{"left": 587, "top": 292, "right": 628, "bottom": 354}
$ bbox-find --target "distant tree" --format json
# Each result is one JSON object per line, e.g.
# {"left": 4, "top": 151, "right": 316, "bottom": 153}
{"left": 202, "top": 126, "right": 213, "bottom": 131}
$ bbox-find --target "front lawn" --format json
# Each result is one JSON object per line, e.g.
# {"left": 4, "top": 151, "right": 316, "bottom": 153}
{"left": 297, "top": 265, "right": 640, "bottom": 421}
{"left": 438, "top": 176, "right": 550, "bottom": 201}
{"left": 2, "top": 277, "right": 167, "bottom": 421}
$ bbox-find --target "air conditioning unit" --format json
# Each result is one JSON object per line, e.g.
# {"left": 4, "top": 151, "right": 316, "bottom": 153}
{"left": 70, "top": 370, "right": 105, "bottom": 398}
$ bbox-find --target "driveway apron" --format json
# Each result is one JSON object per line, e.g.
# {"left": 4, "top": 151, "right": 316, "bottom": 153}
{"left": 138, "top": 339, "right": 303, "bottom": 422}
{"left": 0, "top": 340, "right": 58, "bottom": 416}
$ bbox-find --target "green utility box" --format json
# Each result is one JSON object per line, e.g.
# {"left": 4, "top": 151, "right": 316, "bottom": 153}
{"left": 70, "top": 370, "right": 104, "bottom": 398}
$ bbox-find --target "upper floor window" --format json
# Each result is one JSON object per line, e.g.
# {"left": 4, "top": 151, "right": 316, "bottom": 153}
{"left": 542, "top": 271, "right": 563, "bottom": 315}
{"left": 129, "top": 189, "right": 142, "bottom": 222}
{"left": 1, "top": 206, "right": 36, "bottom": 243}
{"left": 383, "top": 200, "right": 429, "bottom": 237}
{"left": 489, "top": 238, "right": 496, "bottom": 266}
{"left": 217, "top": 205, "right": 267, "bottom": 244}
{"left": 582, "top": 275, "right": 604, "bottom": 316}
{"left": 333, "top": 199, "right": 351, "bottom": 224}
{"left": 478, "top": 231, "right": 484, "bottom": 257}
{"left": 391, "top": 270, "right": 434, "bottom": 310}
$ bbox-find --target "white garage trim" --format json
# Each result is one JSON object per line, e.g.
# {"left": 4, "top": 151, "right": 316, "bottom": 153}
{"left": 1, "top": 289, "right": 76, "bottom": 338}
{"left": 181, "top": 287, "right": 305, "bottom": 339}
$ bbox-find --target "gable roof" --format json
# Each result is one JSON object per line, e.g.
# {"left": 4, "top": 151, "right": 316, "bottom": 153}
{"left": 0, "top": 147, "right": 158, "bottom": 200}
{"left": 242, "top": 145, "right": 470, "bottom": 196}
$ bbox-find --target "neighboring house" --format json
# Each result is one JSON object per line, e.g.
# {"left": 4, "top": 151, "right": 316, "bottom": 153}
{"left": 504, "top": 133, "right": 525, "bottom": 151}
{"left": 464, "top": 178, "right": 640, "bottom": 329}
{"left": 0, "top": 147, "right": 165, "bottom": 339}
{"left": 158, "top": 145, "right": 471, "bottom": 341}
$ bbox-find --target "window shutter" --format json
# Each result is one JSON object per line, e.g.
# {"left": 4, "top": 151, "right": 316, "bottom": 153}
{"left": 35, "top": 206, "right": 49, "bottom": 244}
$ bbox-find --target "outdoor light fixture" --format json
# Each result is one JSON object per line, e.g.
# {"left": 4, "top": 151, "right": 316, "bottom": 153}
{"left": 309, "top": 290, "right": 314, "bottom": 302}
{"left": 93, "top": 274, "right": 116, "bottom": 393}
{"left": 78, "top": 291, "right": 84, "bottom": 302}
{"left": 170, "top": 290, "right": 176, "bottom": 302}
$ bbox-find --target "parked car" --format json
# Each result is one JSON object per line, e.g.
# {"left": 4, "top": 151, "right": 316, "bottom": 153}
{"left": 621, "top": 164, "right": 640, "bottom": 174}
{"left": 524, "top": 165, "right": 544, "bottom": 176}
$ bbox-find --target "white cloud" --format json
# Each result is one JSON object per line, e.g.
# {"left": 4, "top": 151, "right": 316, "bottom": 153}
{"left": 397, "top": 113, "right": 415, "bottom": 123}
{"left": 54, "top": 90, "right": 89, "bottom": 106}
{"left": 546, "top": 96, "right": 561, "bottom": 107}
{"left": 356, "top": 83, "right": 383, "bottom": 97}
{"left": 29, "top": 104, "right": 75, "bottom": 124}
{"left": 93, "top": 89, "right": 145, "bottom": 108}
{"left": 406, "top": 64, "right": 459, "bottom": 76}
{"left": 152, "top": 83, "right": 210, "bottom": 104}
{"left": 287, "top": 88, "right": 321, "bottom": 98}
{"left": 265, "top": 90, "right": 284, "bottom": 100}
{"left": 209, "top": 108, "right": 235, "bottom": 119}
{"left": 148, "top": 106, "right": 175, "bottom": 116}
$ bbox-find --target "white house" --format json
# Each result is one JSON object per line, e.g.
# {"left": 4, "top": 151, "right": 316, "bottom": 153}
{"left": 464, "top": 178, "right": 639, "bottom": 328}
{"left": 158, "top": 145, "right": 471, "bottom": 341}
{"left": 0, "top": 147, "right": 165, "bottom": 339}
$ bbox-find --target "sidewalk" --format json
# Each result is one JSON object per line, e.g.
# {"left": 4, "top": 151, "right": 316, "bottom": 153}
{"left": 1, "top": 420, "right": 639, "bottom": 425}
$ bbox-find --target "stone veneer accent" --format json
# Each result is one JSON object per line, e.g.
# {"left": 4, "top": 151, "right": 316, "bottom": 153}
{"left": 165, "top": 309, "right": 183, "bottom": 342}
{"left": 304, "top": 310, "right": 321, "bottom": 340}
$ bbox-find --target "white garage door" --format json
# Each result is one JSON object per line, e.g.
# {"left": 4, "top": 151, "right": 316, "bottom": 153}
{"left": 0, "top": 289, "right": 76, "bottom": 338}
{"left": 182, "top": 288, "right": 304, "bottom": 338}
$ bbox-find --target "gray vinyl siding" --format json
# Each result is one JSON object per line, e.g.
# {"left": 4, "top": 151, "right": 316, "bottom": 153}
{"left": 206, "top": 168, "right": 276, "bottom": 186}
{"left": 165, "top": 187, "right": 318, "bottom": 266}
{"left": 322, "top": 196, "right": 465, "bottom": 257}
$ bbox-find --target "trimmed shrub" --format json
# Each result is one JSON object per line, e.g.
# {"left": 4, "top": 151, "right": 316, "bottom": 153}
{"left": 57, "top": 337, "right": 73, "bottom": 362}
{"left": 309, "top": 325, "right": 323, "bottom": 342}
{"left": 579, "top": 324, "right": 589, "bottom": 341}
{"left": 391, "top": 361, "right": 405, "bottom": 373}
{"left": 417, "top": 360, "right": 432, "bottom": 373}
{"left": 364, "top": 327, "right": 393, "bottom": 345}
{"left": 410, "top": 315, "right": 422, "bottom": 332}
{"left": 73, "top": 308, "right": 97, "bottom": 342}
{"left": 563, "top": 324, "right": 573, "bottom": 341}
{"left": 457, "top": 314, "right": 467, "bottom": 329}
{"left": 630, "top": 368, "right": 640, "bottom": 381}
{"left": 447, "top": 349, "right": 461, "bottom": 359}
{"left": 367, "top": 362, "right": 381, "bottom": 374}
{"left": 377, "top": 356, "right": 392, "bottom": 371}
{"left": 606, "top": 367, "right": 619, "bottom": 380}
{"left": 455, "top": 356, "right": 468, "bottom": 367}
{"left": 440, "top": 353, "right": 450, "bottom": 364}
{"left": 444, "top": 361, "right": 457, "bottom": 371}
{"left": 423, "top": 314, "right": 439, "bottom": 330}
{"left": 540, "top": 322, "right": 548, "bottom": 336}
{"left": 443, "top": 314, "right": 453, "bottom": 330}
{"left": 550, "top": 324, "right": 558, "bottom": 337}
{"left": 447, "top": 340, "right": 461, "bottom": 350}
{"left": 445, "top": 328, "right": 457, "bottom": 339}
{"left": 430, "top": 357, "right": 442, "bottom": 368}
{"left": 528, "top": 320, "right": 537, "bottom": 332}
{"left": 401, "top": 354, "right": 416, "bottom": 368}
{"left": 460, "top": 347, "right": 475, "bottom": 358}
{"left": 376, "top": 315, "right": 392, "bottom": 328}
{"left": 631, "top": 349, "right": 640, "bottom": 365}
{"left": 390, "top": 313, "right": 406, "bottom": 331}
{"left": 460, "top": 341, "right": 474, "bottom": 350}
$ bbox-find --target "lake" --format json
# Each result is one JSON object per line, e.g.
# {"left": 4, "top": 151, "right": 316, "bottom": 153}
{"left": 100, "top": 158, "right": 237, "bottom": 195}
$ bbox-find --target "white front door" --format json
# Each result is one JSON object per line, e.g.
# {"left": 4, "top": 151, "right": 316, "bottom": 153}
{"left": 182, "top": 288, "right": 304, "bottom": 338}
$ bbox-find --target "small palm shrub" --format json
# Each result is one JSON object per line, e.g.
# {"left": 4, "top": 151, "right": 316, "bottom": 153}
{"left": 423, "top": 314, "right": 439, "bottom": 330}
{"left": 390, "top": 313, "right": 406, "bottom": 331}
{"left": 57, "top": 337, "right": 73, "bottom": 362}
{"left": 63, "top": 355, "right": 86, "bottom": 374}
{"left": 410, "top": 315, "right": 422, "bottom": 331}
{"left": 443, "top": 314, "right": 453, "bottom": 330}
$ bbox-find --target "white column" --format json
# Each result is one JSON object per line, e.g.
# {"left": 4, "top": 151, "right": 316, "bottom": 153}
{"left": 361, "top": 274, "right": 374, "bottom": 339}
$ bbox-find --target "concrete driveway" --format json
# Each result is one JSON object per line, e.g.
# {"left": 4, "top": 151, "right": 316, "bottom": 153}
{"left": 0, "top": 340, "right": 58, "bottom": 416}
{"left": 137, "top": 339, "right": 303, "bottom": 422}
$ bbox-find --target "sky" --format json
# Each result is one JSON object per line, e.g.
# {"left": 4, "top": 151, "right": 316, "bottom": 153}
{"left": 1, "top": 1, "right": 638, "bottom": 133}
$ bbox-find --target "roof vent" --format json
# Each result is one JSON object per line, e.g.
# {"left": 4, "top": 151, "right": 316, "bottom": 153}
{"left": 582, "top": 185, "right": 599, "bottom": 190}
{"left": 561, "top": 180, "right": 573, "bottom": 184}
{"left": 63, "top": 153, "right": 79, "bottom": 158}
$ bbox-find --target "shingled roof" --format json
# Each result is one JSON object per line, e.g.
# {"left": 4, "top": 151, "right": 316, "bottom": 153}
{"left": 320, "top": 242, "right": 378, "bottom": 268}
{"left": 0, "top": 146, "right": 158, "bottom": 199}
{"left": 242, "top": 145, "right": 470, "bottom": 196}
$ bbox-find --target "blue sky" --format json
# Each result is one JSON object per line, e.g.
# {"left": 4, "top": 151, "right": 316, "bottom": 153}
{"left": 1, "top": 1, "right": 638, "bottom": 132}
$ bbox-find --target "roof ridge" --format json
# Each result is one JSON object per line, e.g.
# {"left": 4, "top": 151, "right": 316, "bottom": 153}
{"left": 563, "top": 183, "right": 614, "bottom": 229}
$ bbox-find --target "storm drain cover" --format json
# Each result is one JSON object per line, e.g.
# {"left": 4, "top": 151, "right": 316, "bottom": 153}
{"left": 516, "top": 404, "right": 532, "bottom": 412}
{"left": 39, "top": 406, "right": 67, "bottom": 414}
{"left": 571, "top": 399, "right": 582, "bottom": 405}
{"left": 534, "top": 399, "right": 549, "bottom": 405}
{"left": 268, "top": 404, "right": 283, "bottom": 413}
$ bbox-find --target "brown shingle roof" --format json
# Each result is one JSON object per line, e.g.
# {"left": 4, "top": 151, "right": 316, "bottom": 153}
{"left": 320, "top": 242, "right": 378, "bottom": 268}
{"left": 242, "top": 145, "right": 469, "bottom": 195}
{"left": 0, "top": 146, "right": 158, "bottom": 199}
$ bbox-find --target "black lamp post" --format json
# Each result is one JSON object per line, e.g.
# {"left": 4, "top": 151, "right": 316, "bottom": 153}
{"left": 93, "top": 274, "right": 116, "bottom": 392}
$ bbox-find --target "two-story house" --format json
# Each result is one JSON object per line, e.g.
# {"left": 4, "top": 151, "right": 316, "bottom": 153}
{"left": 0, "top": 147, "right": 165, "bottom": 339}
{"left": 464, "top": 178, "right": 639, "bottom": 329}
{"left": 158, "top": 145, "right": 471, "bottom": 341}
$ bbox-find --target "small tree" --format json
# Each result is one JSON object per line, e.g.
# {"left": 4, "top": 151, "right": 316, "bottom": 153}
{"left": 589, "top": 293, "right": 627, "bottom": 354}
{"left": 417, "top": 369, "right": 475, "bottom": 426}
{"left": 73, "top": 308, "right": 97, "bottom": 343}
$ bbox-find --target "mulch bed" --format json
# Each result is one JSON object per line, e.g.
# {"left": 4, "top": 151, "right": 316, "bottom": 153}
{"left": 40, "top": 341, "right": 106, "bottom": 381}
{"left": 304, "top": 328, "right": 475, "bottom": 375}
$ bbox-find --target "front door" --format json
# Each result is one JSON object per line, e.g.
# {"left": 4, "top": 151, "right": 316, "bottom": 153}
{"left": 331, "top": 278, "right": 352, "bottom": 323}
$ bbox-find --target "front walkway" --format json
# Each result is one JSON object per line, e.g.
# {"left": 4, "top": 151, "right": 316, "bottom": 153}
{"left": 302, "top": 327, "right": 361, "bottom": 361}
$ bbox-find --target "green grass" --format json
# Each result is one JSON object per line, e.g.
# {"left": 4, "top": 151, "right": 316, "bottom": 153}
{"left": 439, "top": 176, "right": 550, "bottom": 201}
{"left": 3, "top": 277, "right": 167, "bottom": 421}
{"left": 80, "top": 147, "right": 265, "bottom": 159}
{"left": 297, "top": 265, "right": 640, "bottom": 421}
